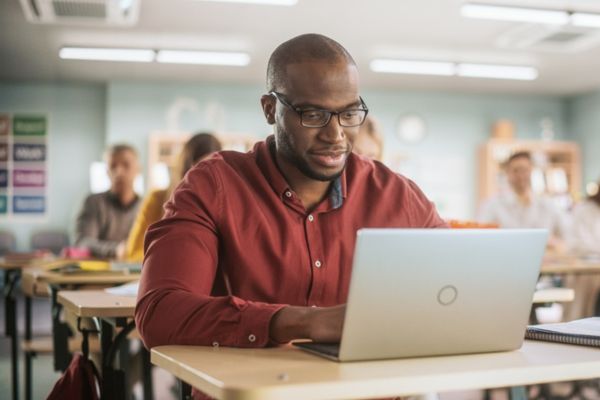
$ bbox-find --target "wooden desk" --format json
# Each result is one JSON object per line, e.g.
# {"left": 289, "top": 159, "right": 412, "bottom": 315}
{"left": 20, "top": 268, "right": 140, "bottom": 400}
{"left": 532, "top": 288, "right": 574, "bottom": 304}
{"left": 58, "top": 290, "right": 136, "bottom": 318}
{"left": 541, "top": 256, "right": 600, "bottom": 275}
{"left": 151, "top": 341, "right": 600, "bottom": 400}
{"left": 57, "top": 290, "right": 151, "bottom": 400}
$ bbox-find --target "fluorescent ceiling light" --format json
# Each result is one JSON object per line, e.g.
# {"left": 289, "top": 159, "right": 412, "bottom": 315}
{"left": 156, "top": 50, "right": 250, "bottom": 66}
{"left": 370, "top": 59, "right": 455, "bottom": 76}
{"left": 370, "top": 58, "right": 538, "bottom": 81}
{"left": 59, "top": 47, "right": 154, "bottom": 62}
{"left": 461, "top": 3, "right": 569, "bottom": 25}
{"left": 457, "top": 63, "right": 538, "bottom": 80}
{"left": 194, "top": 0, "right": 297, "bottom": 5}
{"left": 571, "top": 12, "right": 600, "bottom": 28}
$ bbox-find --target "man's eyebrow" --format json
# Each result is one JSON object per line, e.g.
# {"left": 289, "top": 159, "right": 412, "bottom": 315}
{"left": 292, "top": 99, "right": 363, "bottom": 110}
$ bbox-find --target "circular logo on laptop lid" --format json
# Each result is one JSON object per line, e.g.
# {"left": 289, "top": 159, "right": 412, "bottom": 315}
{"left": 437, "top": 285, "right": 458, "bottom": 306}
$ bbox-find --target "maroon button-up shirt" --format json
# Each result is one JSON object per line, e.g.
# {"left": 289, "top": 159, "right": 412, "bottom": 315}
{"left": 136, "top": 136, "right": 446, "bottom": 351}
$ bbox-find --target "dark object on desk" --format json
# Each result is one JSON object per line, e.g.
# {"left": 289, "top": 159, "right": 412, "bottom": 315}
{"left": 526, "top": 317, "right": 600, "bottom": 348}
{"left": 294, "top": 342, "right": 341, "bottom": 361}
{"left": 47, "top": 353, "right": 100, "bottom": 400}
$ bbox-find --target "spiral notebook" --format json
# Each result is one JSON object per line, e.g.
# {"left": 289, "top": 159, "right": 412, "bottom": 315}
{"left": 526, "top": 318, "right": 600, "bottom": 348}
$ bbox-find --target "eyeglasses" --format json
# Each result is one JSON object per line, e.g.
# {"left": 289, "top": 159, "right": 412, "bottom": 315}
{"left": 270, "top": 91, "right": 369, "bottom": 128}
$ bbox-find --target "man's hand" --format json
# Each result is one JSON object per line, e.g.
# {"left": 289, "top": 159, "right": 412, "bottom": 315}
{"left": 269, "top": 304, "right": 346, "bottom": 344}
{"left": 115, "top": 241, "right": 127, "bottom": 260}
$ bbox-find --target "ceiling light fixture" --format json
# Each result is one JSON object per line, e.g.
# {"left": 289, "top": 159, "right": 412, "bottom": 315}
{"left": 461, "top": 3, "right": 569, "bottom": 25}
{"left": 370, "top": 59, "right": 455, "bottom": 76}
{"left": 59, "top": 47, "right": 155, "bottom": 62}
{"left": 571, "top": 12, "right": 600, "bottom": 28}
{"left": 194, "top": 0, "right": 297, "bottom": 5}
{"left": 156, "top": 50, "right": 250, "bottom": 66}
{"left": 457, "top": 63, "right": 538, "bottom": 80}
{"left": 370, "top": 58, "right": 538, "bottom": 81}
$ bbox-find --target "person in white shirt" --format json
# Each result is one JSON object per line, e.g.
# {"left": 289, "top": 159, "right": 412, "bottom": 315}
{"left": 478, "top": 151, "right": 570, "bottom": 249}
{"left": 570, "top": 185, "right": 600, "bottom": 254}
{"left": 564, "top": 182, "right": 600, "bottom": 320}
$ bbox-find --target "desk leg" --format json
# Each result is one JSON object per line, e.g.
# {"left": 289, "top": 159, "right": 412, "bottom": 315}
{"left": 179, "top": 380, "right": 191, "bottom": 400}
{"left": 24, "top": 294, "right": 33, "bottom": 400}
{"left": 101, "top": 319, "right": 135, "bottom": 400}
{"left": 50, "top": 286, "right": 71, "bottom": 371}
{"left": 141, "top": 346, "right": 154, "bottom": 400}
{"left": 4, "top": 268, "right": 20, "bottom": 400}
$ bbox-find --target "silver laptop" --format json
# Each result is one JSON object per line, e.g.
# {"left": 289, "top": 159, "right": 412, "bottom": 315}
{"left": 295, "top": 228, "right": 548, "bottom": 361}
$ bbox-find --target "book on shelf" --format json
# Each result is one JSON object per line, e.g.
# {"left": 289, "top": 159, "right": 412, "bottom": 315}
{"left": 526, "top": 318, "right": 600, "bottom": 348}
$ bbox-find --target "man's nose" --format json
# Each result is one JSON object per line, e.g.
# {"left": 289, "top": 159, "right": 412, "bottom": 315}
{"left": 320, "top": 115, "right": 345, "bottom": 143}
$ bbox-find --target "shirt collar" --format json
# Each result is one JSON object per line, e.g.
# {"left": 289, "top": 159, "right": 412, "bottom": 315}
{"left": 255, "top": 135, "right": 347, "bottom": 211}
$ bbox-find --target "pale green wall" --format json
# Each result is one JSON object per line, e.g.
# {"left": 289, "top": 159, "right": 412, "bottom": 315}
{"left": 0, "top": 82, "right": 106, "bottom": 251}
{"left": 1, "top": 80, "right": 597, "bottom": 250}
{"left": 565, "top": 91, "right": 600, "bottom": 188}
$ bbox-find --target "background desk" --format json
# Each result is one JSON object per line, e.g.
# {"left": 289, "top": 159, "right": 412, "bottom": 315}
{"left": 152, "top": 341, "right": 600, "bottom": 400}
{"left": 541, "top": 256, "right": 600, "bottom": 275}
{"left": 20, "top": 268, "right": 140, "bottom": 400}
{"left": 57, "top": 289, "right": 151, "bottom": 400}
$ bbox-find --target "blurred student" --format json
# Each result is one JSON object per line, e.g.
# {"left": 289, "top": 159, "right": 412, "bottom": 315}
{"left": 570, "top": 181, "right": 600, "bottom": 254}
{"left": 75, "top": 144, "right": 141, "bottom": 258}
{"left": 353, "top": 115, "right": 383, "bottom": 161}
{"left": 478, "top": 151, "right": 570, "bottom": 249}
{"left": 563, "top": 181, "right": 600, "bottom": 320}
{"left": 124, "top": 133, "right": 222, "bottom": 261}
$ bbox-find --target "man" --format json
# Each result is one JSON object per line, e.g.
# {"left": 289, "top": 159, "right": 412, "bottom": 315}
{"left": 478, "top": 151, "right": 570, "bottom": 248}
{"left": 136, "top": 33, "right": 445, "bottom": 367}
{"left": 75, "top": 144, "right": 141, "bottom": 258}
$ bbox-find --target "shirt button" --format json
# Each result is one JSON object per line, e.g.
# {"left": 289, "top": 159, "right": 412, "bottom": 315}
{"left": 212, "top": 341, "right": 219, "bottom": 348}
{"left": 285, "top": 191, "right": 292, "bottom": 198}
{"left": 314, "top": 260, "right": 322, "bottom": 268}
{"left": 308, "top": 214, "right": 314, "bottom": 222}
{"left": 248, "top": 334, "right": 256, "bottom": 343}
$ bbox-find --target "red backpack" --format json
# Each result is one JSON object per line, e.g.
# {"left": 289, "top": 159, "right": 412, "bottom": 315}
{"left": 47, "top": 353, "right": 100, "bottom": 400}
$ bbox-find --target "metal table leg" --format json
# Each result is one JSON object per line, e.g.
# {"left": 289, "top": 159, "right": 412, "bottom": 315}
{"left": 142, "top": 346, "right": 154, "bottom": 400}
{"left": 50, "top": 286, "right": 71, "bottom": 371}
{"left": 101, "top": 318, "right": 135, "bottom": 400}
{"left": 179, "top": 380, "right": 191, "bottom": 400}
{"left": 4, "top": 268, "right": 21, "bottom": 400}
{"left": 24, "top": 294, "right": 33, "bottom": 400}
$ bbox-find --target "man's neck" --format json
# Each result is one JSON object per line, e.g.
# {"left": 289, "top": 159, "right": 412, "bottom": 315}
{"left": 112, "top": 189, "right": 137, "bottom": 207}
{"left": 275, "top": 154, "right": 331, "bottom": 211}
{"left": 513, "top": 188, "right": 532, "bottom": 206}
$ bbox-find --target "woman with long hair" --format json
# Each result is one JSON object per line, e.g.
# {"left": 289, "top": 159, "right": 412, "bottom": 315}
{"left": 123, "top": 133, "right": 222, "bottom": 261}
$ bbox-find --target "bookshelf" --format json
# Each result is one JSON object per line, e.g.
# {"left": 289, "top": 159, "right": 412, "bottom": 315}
{"left": 478, "top": 139, "right": 581, "bottom": 209}
{"left": 147, "top": 132, "right": 258, "bottom": 191}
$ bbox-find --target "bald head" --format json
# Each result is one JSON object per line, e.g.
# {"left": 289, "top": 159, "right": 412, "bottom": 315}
{"left": 266, "top": 34, "right": 356, "bottom": 92}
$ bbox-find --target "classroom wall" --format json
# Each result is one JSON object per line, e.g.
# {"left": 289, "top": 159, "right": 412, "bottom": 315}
{"left": 0, "top": 82, "right": 106, "bottom": 251}
{"left": 1, "top": 80, "right": 594, "bottom": 250}
{"left": 565, "top": 90, "right": 600, "bottom": 188}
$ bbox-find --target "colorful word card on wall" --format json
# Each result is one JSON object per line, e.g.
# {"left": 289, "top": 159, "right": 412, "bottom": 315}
{"left": 0, "top": 114, "right": 48, "bottom": 220}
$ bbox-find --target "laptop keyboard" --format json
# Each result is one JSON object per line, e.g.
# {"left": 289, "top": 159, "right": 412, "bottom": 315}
{"left": 295, "top": 342, "right": 340, "bottom": 357}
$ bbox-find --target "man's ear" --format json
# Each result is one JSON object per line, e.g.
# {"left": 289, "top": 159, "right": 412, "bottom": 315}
{"left": 260, "top": 94, "right": 276, "bottom": 125}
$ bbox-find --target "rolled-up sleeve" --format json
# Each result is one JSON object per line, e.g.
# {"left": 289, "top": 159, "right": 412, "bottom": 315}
{"left": 135, "top": 162, "right": 285, "bottom": 349}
